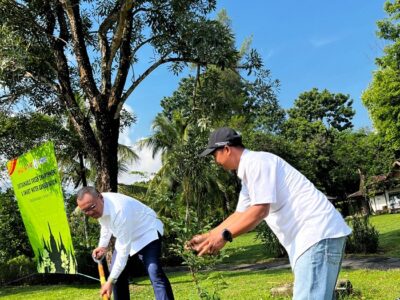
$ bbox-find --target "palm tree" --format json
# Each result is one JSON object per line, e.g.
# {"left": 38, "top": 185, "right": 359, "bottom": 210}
{"left": 137, "top": 113, "right": 189, "bottom": 215}
{"left": 138, "top": 112, "right": 237, "bottom": 225}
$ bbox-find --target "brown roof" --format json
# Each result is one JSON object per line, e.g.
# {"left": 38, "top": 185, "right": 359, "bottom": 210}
{"left": 348, "top": 190, "right": 364, "bottom": 198}
{"left": 369, "top": 174, "right": 387, "bottom": 183}
{"left": 347, "top": 160, "right": 400, "bottom": 199}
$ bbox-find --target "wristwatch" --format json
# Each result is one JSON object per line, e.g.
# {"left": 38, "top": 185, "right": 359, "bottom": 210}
{"left": 222, "top": 229, "right": 233, "bottom": 242}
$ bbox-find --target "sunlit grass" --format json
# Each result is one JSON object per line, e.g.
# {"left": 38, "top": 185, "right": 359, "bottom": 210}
{"left": 129, "top": 268, "right": 400, "bottom": 300}
{"left": 1, "top": 269, "right": 400, "bottom": 299}
{"left": 0, "top": 285, "right": 100, "bottom": 300}
{"left": 370, "top": 213, "right": 400, "bottom": 257}
{"left": 221, "top": 231, "right": 276, "bottom": 265}
{"left": 1, "top": 214, "right": 399, "bottom": 299}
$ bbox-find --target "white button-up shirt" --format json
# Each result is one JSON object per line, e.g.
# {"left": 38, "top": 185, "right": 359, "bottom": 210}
{"left": 98, "top": 192, "right": 163, "bottom": 280}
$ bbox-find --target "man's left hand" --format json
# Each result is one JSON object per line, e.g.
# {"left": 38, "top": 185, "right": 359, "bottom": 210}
{"left": 100, "top": 281, "right": 113, "bottom": 298}
{"left": 197, "top": 232, "right": 227, "bottom": 256}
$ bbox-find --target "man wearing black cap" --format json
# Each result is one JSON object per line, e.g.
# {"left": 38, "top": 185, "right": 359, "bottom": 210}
{"left": 187, "top": 127, "right": 351, "bottom": 300}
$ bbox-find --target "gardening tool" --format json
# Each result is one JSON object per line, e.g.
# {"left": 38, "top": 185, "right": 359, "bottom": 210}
{"left": 93, "top": 256, "right": 109, "bottom": 300}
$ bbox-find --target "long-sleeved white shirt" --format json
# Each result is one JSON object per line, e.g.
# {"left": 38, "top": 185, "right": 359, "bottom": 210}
{"left": 98, "top": 192, "right": 163, "bottom": 280}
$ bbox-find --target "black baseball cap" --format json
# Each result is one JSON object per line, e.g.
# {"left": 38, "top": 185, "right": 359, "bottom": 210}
{"left": 200, "top": 127, "right": 243, "bottom": 157}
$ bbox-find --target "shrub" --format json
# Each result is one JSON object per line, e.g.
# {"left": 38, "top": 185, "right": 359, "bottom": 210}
{"left": 166, "top": 212, "right": 228, "bottom": 300}
{"left": 255, "top": 222, "right": 287, "bottom": 257}
{"left": 345, "top": 216, "right": 379, "bottom": 254}
{"left": 0, "top": 255, "right": 36, "bottom": 285}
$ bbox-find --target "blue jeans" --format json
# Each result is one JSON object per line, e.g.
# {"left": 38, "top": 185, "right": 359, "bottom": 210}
{"left": 293, "top": 236, "right": 346, "bottom": 300}
{"left": 111, "top": 237, "right": 174, "bottom": 300}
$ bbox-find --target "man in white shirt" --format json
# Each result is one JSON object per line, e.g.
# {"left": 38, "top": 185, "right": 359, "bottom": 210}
{"left": 187, "top": 127, "right": 351, "bottom": 300}
{"left": 77, "top": 186, "right": 174, "bottom": 300}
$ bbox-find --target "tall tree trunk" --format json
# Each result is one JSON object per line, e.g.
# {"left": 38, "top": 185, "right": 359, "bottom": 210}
{"left": 78, "top": 151, "right": 90, "bottom": 248}
{"left": 358, "top": 169, "right": 371, "bottom": 216}
{"left": 95, "top": 112, "right": 120, "bottom": 192}
{"left": 78, "top": 152, "right": 87, "bottom": 187}
{"left": 183, "top": 178, "right": 191, "bottom": 226}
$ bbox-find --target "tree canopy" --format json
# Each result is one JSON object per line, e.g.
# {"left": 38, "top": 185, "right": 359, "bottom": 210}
{"left": 362, "top": 0, "right": 400, "bottom": 155}
{"left": 0, "top": 0, "right": 247, "bottom": 191}
{"left": 288, "top": 88, "right": 355, "bottom": 131}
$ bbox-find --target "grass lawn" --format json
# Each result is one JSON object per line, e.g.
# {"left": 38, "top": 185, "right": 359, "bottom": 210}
{"left": 130, "top": 268, "right": 400, "bottom": 299}
{"left": 370, "top": 213, "right": 400, "bottom": 257}
{"left": 1, "top": 269, "right": 400, "bottom": 299}
{"left": 1, "top": 214, "right": 399, "bottom": 299}
{"left": 0, "top": 285, "right": 99, "bottom": 299}
{"left": 222, "top": 213, "right": 400, "bottom": 266}
{"left": 221, "top": 231, "right": 275, "bottom": 265}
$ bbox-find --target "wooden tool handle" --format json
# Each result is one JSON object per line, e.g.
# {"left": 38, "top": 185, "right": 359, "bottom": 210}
{"left": 98, "top": 263, "right": 109, "bottom": 300}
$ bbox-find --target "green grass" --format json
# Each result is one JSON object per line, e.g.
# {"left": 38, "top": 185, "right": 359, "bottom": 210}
{"left": 222, "top": 213, "right": 400, "bottom": 265}
{"left": 370, "top": 213, "right": 400, "bottom": 257}
{"left": 1, "top": 214, "right": 399, "bottom": 299}
{"left": 1, "top": 269, "right": 400, "bottom": 299}
{"left": 0, "top": 285, "right": 99, "bottom": 299}
{"left": 221, "top": 231, "right": 275, "bottom": 265}
{"left": 130, "top": 268, "right": 400, "bottom": 299}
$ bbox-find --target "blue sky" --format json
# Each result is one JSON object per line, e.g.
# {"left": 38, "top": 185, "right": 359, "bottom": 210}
{"left": 123, "top": 1, "right": 387, "bottom": 144}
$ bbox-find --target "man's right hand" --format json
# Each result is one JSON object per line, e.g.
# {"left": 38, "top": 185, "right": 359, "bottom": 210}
{"left": 185, "top": 233, "right": 210, "bottom": 251}
{"left": 92, "top": 247, "right": 107, "bottom": 260}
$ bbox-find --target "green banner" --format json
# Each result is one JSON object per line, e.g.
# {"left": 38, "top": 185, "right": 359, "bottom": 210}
{"left": 6, "top": 142, "right": 77, "bottom": 274}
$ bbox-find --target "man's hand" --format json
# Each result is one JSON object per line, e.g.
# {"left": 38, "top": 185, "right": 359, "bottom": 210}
{"left": 197, "top": 232, "right": 227, "bottom": 256}
{"left": 100, "top": 280, "right": 113, "bottom": 298}
{"left": 185, "top": 233, "right": 210, "bottom": 251}
{"left": 92, "top": 247, "right": 107, "bottom": 260}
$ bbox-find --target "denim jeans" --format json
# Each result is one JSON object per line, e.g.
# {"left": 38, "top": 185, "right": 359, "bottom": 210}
{"left": 293, "top": 236, "right": 347, "bottom": 300}
{"left": 111, "top": 237, "right": 174, "bottom": 300}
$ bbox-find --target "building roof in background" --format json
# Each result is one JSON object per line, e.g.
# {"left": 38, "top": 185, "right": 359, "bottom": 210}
{"left": 348, "top": 161, "right": 400, "bottom": 198}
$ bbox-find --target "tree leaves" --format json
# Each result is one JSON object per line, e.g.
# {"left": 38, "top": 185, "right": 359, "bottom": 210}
{"left": 287, "top": 88, "right": 354, "bottom": 131}
{"left": 363, "top": 0, "right": 400, "bottom": 154}
{"left": 0, "top": 0, "right": 240, "bottom": 191}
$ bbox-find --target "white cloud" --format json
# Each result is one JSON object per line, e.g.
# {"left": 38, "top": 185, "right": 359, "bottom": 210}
{"left": 118, "top": 143, "right": 161, "bottom": 184}
{"left": 117, "top": 103, "right": 161, "bottom": 184}
{"left": 118, "top": 104, "right": 135, "bottom": 146}
{"left": 119, "top": 126, "right": 134, "bottom": 146}
{"left": 309, "top": 36, "right": 339, "bottom": 48}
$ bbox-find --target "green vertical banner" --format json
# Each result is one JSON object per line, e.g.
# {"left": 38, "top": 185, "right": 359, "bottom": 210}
{"left": 6, "top": 142, "right": 77, "bottom": 274}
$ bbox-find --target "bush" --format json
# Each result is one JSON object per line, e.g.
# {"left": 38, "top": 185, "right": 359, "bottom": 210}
{"left": 165, "top": 212, "right": 228, "bottom": 300}
{"left": 0, "top": 190, "right": 33, "bottom": 263}
{"left": 345, "top": 216, "right": 379, "bottom": 254}
{"left": 255, "top": 222, "right": 287, "bottom": 257}
{"left": 74, "top": 249, "right": 101, "bottom": 278}
{"left": 0, "top": 255, "right": 36, "bottom": 285}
